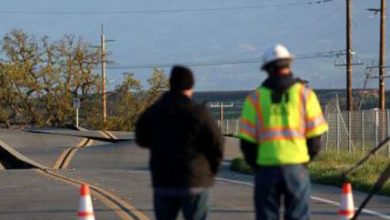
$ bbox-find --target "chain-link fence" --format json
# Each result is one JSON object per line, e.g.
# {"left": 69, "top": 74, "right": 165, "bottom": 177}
{"left": 217, "top": 119, "right": 240, "bottom": 136}
{"left": 218, "top": 110, "right": 390, "bottom": 157}
{"left": 322, "top": 110, "right": 390, "bottom": 156}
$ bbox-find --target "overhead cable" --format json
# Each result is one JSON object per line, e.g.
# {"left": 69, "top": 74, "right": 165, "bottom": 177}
{"left": 0, "top": 0, "right": 339, "bottom": 15}
{"left": 106, "top": 51, "right": 340, "bottom": 70}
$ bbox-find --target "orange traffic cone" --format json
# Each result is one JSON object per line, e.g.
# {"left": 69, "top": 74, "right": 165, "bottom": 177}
{"left": 78, "top": 184, "right": 95, "bottom": 220}
{"left": 338, "top": 182, "right": 355, "bottom": 220}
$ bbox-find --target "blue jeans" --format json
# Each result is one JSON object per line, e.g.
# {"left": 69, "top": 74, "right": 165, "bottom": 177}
{"left": 154, "top": 190, "right": 209, "bottom": 220}
{"left": 255, "top": 165, "right": 310, "bottom": 220}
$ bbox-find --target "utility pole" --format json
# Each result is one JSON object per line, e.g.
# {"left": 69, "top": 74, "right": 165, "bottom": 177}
{"left": 379, "top": 0, "right": 386, "bottom": 110}
{"left": 220, "top": 104, "right": 224, "bottom": 133}
{"left": 367, "top": 1, "right": 387, "bottom": 109}
{"left": 346, "top": 0, "right": 353, "bottom": 111}
{"left": 101, "top": 26, "right": 107, "bottom": 124}
{"left": 209, "top": 102, "right": 234, "bottom": 133}
{"left": 97, "top": 25, "right": 114, "bottom": 124}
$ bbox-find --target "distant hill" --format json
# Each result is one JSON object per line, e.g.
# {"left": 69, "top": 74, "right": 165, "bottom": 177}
{"left": 193, "top": 91, "right": 249, "bottom": 103}
{"left": 193, "top": 89, "right": 351, "bottom": 103}
{"left": 106, "top": 89, "right": 388, "bottom": 121}
{"left": 193, "top": 89, "right": 388, "bottom": 112}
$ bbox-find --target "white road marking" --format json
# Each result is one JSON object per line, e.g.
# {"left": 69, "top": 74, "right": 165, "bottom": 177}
{"left": 216, "top": 177, "right": 390, "bottom": 220}
{"left": 123, "top": 169, "right": 390, "bottom": 219}
{"left": 221, "top": 162, "right": 231, "bottom": 166}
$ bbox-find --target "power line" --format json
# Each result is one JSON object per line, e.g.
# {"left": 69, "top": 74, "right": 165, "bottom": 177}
{"left": 106, "top": 51, "right": 339, "bottom": 70}
{"left": 107, "top": 59, "right": 260, "bottom": 70}
{"left": 0, "top": 1, "right": 338, "bottom": 15}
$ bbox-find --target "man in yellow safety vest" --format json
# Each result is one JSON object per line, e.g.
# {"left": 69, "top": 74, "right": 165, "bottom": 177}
{"left": 239, "top": 44, "right": 328, "bottom": 220}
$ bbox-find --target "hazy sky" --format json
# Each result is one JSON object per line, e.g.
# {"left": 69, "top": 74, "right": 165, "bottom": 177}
{"left": 0, "top": 0, "right": 388, "bottom": 91}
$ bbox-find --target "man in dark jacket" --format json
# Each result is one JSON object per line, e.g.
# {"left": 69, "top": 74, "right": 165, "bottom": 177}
{"left": 136, "top": 65, "right": 224, "bottom": 220}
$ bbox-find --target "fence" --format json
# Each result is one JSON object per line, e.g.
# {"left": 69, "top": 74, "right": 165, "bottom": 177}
{"left": 217, "top": 110, "right": 390, "bottom": 157}
{"left": 323, "top": 110, "right": 390, "bottom": 156}
{"left": 217, "top": 119, "right": 240, "bottom": 136}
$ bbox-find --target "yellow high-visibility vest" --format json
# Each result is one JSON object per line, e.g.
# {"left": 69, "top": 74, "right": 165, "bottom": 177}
{"left": 239, "top": 82, "right": 328, "bottom": 165}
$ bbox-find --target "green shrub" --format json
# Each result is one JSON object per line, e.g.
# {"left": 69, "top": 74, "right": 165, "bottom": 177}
{"left": 230, "top": 157, "right": 255, "bottom": 175}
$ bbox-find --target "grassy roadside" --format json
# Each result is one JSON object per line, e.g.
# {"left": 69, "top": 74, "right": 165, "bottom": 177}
{"left": 230, "top": 151, "right": 390, "bottom": 196}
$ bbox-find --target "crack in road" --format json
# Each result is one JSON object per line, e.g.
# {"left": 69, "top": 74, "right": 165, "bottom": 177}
{"left": 0, "top": 137, "right": 151, "bottom": 220}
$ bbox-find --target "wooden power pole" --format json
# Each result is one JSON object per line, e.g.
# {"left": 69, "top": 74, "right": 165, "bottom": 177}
{"left": 220, "top": 104, "right": 224, "bottom": 133}
{"left": 101, "top": 26, "right": 107, "bottom": 124}
{"left": 367, "top": 0, "right": 387, "bottom": 110}
{"left": 379, "top": 0, "right": 386, "bottom": 110}
{"left": 346, "top": 0, "right": 353, "bottom": 111}
{"left": 98, "top": 26, "right": 114, "bottom": 124}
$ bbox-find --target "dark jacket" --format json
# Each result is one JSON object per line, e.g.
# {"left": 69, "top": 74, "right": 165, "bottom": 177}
{"left": 240, "top": 74, "right": 321, "bottom": 168}
{"left": 136, "top": 91, "right": 224, "bottom": 188}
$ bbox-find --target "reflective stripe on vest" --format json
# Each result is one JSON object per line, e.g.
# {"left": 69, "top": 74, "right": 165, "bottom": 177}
{"left": 259, "top": 128, "right": 305, "bottom": 142}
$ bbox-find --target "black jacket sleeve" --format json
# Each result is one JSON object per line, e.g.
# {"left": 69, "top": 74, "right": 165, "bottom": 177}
{"left": 135, "top": 109, "right": 153, "bottom": 148}
{"left": 307, "top": 135, "right": 322, "bottom": 160}
{"left": 240, "top": 139, "right": 258, "bottom": 169}
{"left": 201, "top": 110, "right": 224, "bottom": 175}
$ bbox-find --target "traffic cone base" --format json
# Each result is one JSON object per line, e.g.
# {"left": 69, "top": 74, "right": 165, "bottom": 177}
{"left": 78, "top": 212, "right": 94, "bottom": 217}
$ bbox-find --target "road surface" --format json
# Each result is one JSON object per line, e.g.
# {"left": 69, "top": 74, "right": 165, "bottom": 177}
{"left": 0, "top": 130, "right": 388, "bottom": 220}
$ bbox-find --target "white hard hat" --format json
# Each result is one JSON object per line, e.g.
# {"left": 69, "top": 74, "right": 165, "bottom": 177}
{"left": 261, "top": 44, "right": 294, "bottom": 70}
